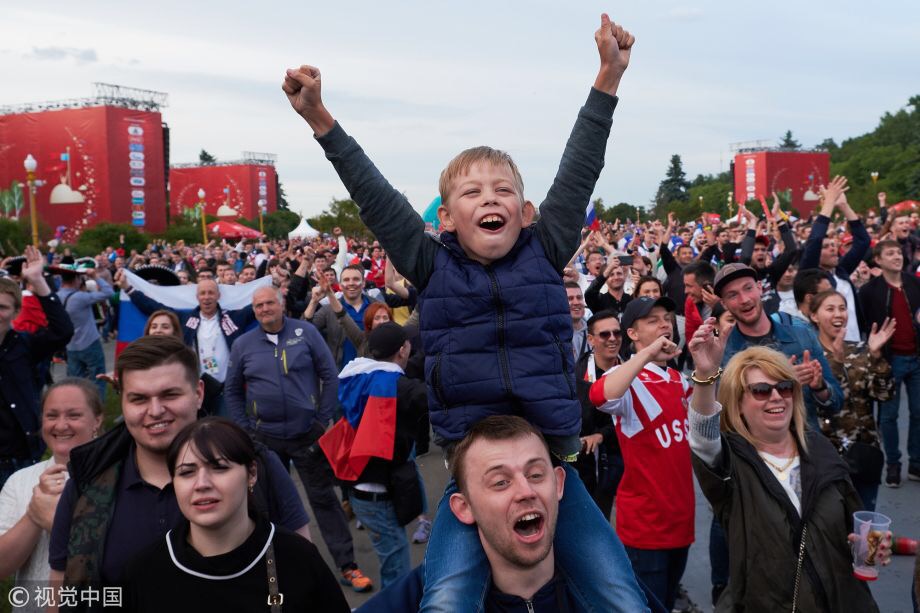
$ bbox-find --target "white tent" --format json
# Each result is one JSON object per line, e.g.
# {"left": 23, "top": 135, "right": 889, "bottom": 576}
{"left": 288, "top": 216, "right": 320, "bottom": 239}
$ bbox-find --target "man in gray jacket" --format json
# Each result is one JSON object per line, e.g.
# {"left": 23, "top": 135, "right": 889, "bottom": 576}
{"left": 225, "top": 285, "right": 373, "bottom": 592}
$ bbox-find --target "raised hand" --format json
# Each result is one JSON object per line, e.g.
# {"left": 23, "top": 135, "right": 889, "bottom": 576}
{"left": 788, "top": 351, "right": 814, "bottom": 386}
{"left": 593, "top": 14, "right": 635, "bottom": 96}
{"left": 688, "top": 317, "right": 724, "bottom": 375}
{"left": 867, "top": 318, "right": 897, "bottom": 358}
{"left": 820, "top": 176, "right": 849, "bottom": 209}
{"left": 603, "top": 257, "right": 620, "bottom": 278}
{"left": 282, "top": 64, "right": 335, "bottom": 135}
{"left": 643, "top": 334, "right": 681, "bottom": 364}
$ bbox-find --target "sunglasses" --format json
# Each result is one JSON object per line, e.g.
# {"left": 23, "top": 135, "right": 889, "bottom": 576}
{"left": 595, "top": 329, "right": 622, "bottom": 340}
{"left": 746, "top": 380, "right": 795, "bottom": 401}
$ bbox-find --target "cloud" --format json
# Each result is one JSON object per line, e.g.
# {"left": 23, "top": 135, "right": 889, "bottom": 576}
{"left": 663, "top": 7, "right": 704, "bottom": 22}
{"left": 25, "top": 46, "right": 97, "bottom": 64}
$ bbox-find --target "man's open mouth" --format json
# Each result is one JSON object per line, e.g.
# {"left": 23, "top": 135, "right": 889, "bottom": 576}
{"left": 479, "top": 215, "right": 506, "bottom": 231}
{"left": 514, "top": 512, "right": 544, "bottom": 538}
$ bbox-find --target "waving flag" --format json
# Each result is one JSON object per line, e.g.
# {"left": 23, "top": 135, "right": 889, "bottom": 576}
{"left": 116, "top": 270, "right": 271, "bottom": 354}
{"left": 584, "top": 201, "right": 600, "bottom": 231}
{"left": 319, "top": 358, "right": 403, "bottom": 481}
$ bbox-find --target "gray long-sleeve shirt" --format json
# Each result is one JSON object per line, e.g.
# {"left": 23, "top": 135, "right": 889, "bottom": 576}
{"left": 58, "top": 277, "right": 113, "bottom": 352}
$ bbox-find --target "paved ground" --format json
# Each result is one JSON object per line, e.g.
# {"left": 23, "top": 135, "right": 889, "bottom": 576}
{"left": 98, "top": 340, "right": 919, "bottom": 611}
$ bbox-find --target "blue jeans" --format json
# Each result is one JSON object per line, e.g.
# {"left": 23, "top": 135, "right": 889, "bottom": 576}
{"left": 66, "top": 339, "right": 107, "bottom": 402}
{"left": 877, "top": 354, "right": 920, "bottom": 468}
{"left": 348, "top": 493, "right": 410, "bottom": 588}
{"left": 709, "top": 517, "right": 729, "bottom": 588}
{"left": 624, "top": 545, "right": 690, "bottom": 612}
{"left": 419, "top": 462, "right": 648, "bottom": 613}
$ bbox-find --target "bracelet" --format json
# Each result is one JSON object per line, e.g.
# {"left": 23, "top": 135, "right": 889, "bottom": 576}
{"left": 812, "top": 381, "right": 828, "bottom": 393}
{"left": 690, "top": 368, "right": 723, "bottom": 386}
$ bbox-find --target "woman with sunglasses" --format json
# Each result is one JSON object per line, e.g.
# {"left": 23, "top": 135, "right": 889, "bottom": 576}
{"left": 810, "top": 290, "right": 894, "bottom": 510}
{"left": 686, "top": 324, "right": 888, "bottom": 612}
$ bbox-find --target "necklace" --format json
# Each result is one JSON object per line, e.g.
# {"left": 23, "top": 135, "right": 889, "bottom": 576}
{"left": 759, "top": 451, "right": 797, "bottom": 474}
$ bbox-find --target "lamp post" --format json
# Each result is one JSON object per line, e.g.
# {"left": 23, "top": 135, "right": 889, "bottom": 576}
{"left": 23, "top": 154, "right": 40, "bottom": 246}
{"left": 727, "top": 192, "right": 734, "bottom": 219}
{"left": 699, "top": 195, "right": 704, "bottom": 214}
{"left": 197, "top": 188, "right": 208, "bottom": 244}
{"left": 871, "top": 171, "right": 879, "bottom": 185}
{"left": 258, "top": 199, "right": 266, "bottom": 235}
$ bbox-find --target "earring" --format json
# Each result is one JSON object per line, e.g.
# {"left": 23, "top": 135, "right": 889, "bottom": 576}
{"left": 248, "top": 483, "right": 254, "bottom": 494}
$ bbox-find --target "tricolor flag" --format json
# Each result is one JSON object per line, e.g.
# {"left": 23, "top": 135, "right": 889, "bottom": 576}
{"left": 584, "top": 201, "right": 601, "bottom": 231}
{"left": 116, "top": 270, "right": 271, "bottom": 354}
{"left": 319, "top": 358, "right": 403, "bottom": 481}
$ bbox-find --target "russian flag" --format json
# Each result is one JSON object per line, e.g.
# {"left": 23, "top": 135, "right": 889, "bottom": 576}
{"left": 584, "top": 201, "right": 600, "bottom": 231}
{"left": 116, "top": 270, "right": 272, "bottom": 355}
{"left": 319, "top": 358, "right": 403, "bottom": 482}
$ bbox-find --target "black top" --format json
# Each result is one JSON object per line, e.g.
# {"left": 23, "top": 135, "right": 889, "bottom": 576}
{"left": 123, "top": 517, "right": 349, "bottom": 613}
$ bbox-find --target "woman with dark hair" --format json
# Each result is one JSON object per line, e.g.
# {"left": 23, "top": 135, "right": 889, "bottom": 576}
{"left": 809, "top": 289, "right": 895, "bottom": 510}
{"left": 143, "top": 309, "right": 182, "bottom": 338}
{"left": 123, "top": 417, "right": 349, "bottom": 612}
{"left": 0, "top": 378, "right": 103, "bottom": 611}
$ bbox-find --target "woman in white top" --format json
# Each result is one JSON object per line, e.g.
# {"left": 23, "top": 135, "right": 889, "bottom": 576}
{"left": 685, "top": 320, "right": 888, "bottom": 612}
{"left": 0, "top": 378, "right": 102, "bottom": 596}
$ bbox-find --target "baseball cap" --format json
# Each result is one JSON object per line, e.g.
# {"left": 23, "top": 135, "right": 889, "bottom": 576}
{"left": 620, "top": 296, "right": 676, "bottom": 332}
{"left": 713, "top": 263, "right": 758, "bottom": 296}
{"left": 367, "top": 322, "right": 408, "bottom": 360}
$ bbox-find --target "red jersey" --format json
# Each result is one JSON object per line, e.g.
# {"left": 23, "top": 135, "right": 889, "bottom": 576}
{"left": 589, "top": 363, "right": 695, "bottom": 549}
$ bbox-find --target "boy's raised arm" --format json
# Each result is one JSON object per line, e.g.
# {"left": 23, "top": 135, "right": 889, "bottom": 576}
{"left": 283, "top": 65, "right": 436, "bottom": 289}
{"left": 536, "top": 14, "right": 634, "bottom": 271}
{"left": 283, "top": 65, "right": 336, "bottom": 137}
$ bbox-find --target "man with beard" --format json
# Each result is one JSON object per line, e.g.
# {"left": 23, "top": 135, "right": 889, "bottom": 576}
{"left": 737, "top": 204, "right": 798, "bottom": 314}
{"left": 306, "top": 264, "right": 378, "bottom": 369}
{"left": 574, "top": 310, "right": 623, "bottom": 518}
{"left": 714, "top": 263, "right": 842, "bottom": 429}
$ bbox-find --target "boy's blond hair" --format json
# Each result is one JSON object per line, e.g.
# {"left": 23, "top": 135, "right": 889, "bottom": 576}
{"left": 438, "top": 146, "right": 525, "bottom": 206}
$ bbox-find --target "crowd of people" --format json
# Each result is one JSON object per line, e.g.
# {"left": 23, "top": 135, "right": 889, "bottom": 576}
{"left": 1, "top": 12, "right": 919, "bottom": 613}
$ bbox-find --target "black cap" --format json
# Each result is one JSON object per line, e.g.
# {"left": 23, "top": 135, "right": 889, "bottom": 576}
{"left": 713, "top": 263, "right": 758, "bottom": 296}
{"left": 367, "top": 322, "right": 408, "bottom": 360}
{"left": 620, "top": 296, "right": 676, "bottom": 331}
{"left": 134, "top": 265, "right": 181, "bottom": 287}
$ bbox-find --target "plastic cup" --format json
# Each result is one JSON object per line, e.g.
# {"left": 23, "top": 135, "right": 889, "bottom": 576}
{"left": 852, "top": 511, "right": 891, "bottom": 581}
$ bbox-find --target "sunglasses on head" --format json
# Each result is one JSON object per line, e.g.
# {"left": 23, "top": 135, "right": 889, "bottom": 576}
{"left": 746, "top": 380, "right": 795, "bottom": 401}
{"left": 595, "top": 329, "right": 622, "bottom": 340}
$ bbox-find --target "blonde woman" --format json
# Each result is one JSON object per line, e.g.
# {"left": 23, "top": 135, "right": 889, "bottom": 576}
{"left": 687, "top": 319, "right": 888, "bottom": 612}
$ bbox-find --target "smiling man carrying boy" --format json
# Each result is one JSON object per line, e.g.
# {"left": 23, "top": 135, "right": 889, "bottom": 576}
{"left": 284, "top": 15, "right": 646, "bottom": 611}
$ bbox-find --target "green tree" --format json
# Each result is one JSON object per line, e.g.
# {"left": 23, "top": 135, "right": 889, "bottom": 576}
{"left": 307, "top": 198, "right": 372, "bottom": 237}
{"left": 779, "top": 130, "right": 801, "bottom": 149}
{"left": 76, "top": 223, "right": 147, "bottom": 256}
{"left": 237, "top": 210, "right": 300, "bottom": 239}
{"left": 602, "top": 201, "right": 644, "bottom": 223}
{"left": 276, "top": 176, "right": 290, "bottom": 211}
{"left": 652, "top": 155, "right": 690, "bottom": 218}
{"left": 198, "top": 149, "right": 217, "bottom": 165}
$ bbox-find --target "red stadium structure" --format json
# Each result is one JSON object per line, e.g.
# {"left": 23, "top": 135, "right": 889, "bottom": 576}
{"left": 733, "top": 149, "right": 831, "bottom": 217}
{"left": 169, "top": 156, "right": 277, "bottom": 222}
{"left": 0, "top": 83, "right": 169, "bottom": 240}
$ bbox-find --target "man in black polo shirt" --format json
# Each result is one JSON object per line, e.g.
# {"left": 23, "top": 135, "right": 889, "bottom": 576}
{"left": 48, "top": 336, "right": 310, "bottom": 603}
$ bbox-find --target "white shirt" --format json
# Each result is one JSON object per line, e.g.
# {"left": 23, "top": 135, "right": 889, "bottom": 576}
{"left": 197, "top": 313, "right": 230, "bottom": 383}
{"left": 0, "top": 458, "right": 61, "bottom": 604}
{"left": 834, "top": 274, "right": 860, "bottom": 342}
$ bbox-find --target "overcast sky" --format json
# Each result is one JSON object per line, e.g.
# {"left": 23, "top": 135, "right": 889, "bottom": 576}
{"left": 2, "top": 1, "right": 918, "bottom": 218}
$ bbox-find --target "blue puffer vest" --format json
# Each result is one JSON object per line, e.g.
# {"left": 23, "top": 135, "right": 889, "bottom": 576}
{"left": 419, "top": 229, "right": 581, "bottom": 444}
